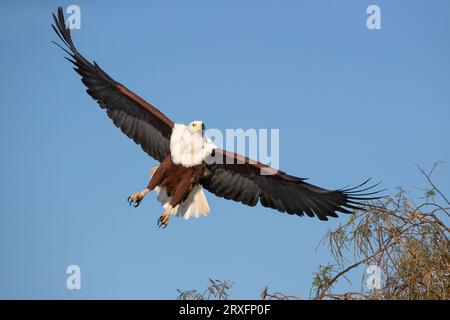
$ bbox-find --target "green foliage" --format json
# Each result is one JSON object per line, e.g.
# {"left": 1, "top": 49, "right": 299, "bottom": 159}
{"left": 264, "top": 163, "right": 449, "bottom": 300}
{"left": 176, "top": 279, "right": 234, "bottom": 300}
{"left": 310, "top": 163, "right": 450, "bottom": 300}
{"left": 310, "top": 264, "right": 339, "bottom": 298}
{"left": 178, "top": 163, "right": 449, "bottom": 300}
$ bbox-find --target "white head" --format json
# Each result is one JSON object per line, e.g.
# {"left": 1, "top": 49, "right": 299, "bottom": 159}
{"left": 170, "top": 121, "right": 211, "bottom": 167}
{"left": 187, "top": 121, "right": 205, "bottom": 136}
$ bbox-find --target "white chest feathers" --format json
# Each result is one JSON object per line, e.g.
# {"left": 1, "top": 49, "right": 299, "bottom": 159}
{"left": 170, "top": 123, "right": 216, "bottom": 167}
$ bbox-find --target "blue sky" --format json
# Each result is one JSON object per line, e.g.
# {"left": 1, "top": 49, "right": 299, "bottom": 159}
{"left": 0, "top": 0, "right": 449, "bottom": 299}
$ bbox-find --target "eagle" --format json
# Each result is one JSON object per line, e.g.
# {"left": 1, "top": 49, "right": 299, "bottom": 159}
{"left": 52, "top": 7, "right": 380, "bottom": 228}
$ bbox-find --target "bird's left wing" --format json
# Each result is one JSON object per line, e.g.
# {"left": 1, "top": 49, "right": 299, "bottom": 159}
{"left": 52, "top": 7, "right": 173, "bottom": 162}
{"left": 201, "top": 148, "right": 381, "bottom": 221}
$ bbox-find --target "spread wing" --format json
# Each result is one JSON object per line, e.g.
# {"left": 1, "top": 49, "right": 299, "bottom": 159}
{"left": 52, "top": 7, "right": 173, "bottom": 162}
{"left": 201, "top": 149, "right": 381, "bottom": 221}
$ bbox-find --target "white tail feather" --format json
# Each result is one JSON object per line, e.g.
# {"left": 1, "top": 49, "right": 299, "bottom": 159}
{"left": 149, "top": 166, "right": 210, "bottom": 219}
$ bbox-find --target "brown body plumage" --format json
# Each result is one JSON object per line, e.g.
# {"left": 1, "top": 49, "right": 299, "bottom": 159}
{"left": 148, "top": 156, "right": 205, "bottom": 208}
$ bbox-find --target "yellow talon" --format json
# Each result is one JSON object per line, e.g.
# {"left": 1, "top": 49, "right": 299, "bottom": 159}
{"left": 127, "top": 189, "right": 149, "bottom": 207}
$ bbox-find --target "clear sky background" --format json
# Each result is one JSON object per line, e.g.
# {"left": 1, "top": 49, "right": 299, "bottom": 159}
{"left": 0, "top": 0, "right": 449, "bottom": 299}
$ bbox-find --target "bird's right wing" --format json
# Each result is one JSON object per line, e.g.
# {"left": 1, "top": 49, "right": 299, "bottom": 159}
{"left": 52, "top": 7, "right": 173, "bottom": 162}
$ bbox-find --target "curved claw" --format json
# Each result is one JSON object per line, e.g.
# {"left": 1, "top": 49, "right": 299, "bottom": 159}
{"left": 133, "top": 199, "right": 141, "bottom": 208}
{"left": 157, "top": 215, "right": 169, "bottom": 229}
{"left": 128, "top": 191, "right": 147, "bottom": 208}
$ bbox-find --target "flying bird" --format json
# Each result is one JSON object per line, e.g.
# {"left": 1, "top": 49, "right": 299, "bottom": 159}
{"left": 52, "top": 7, "right": 380, "bottom": 228}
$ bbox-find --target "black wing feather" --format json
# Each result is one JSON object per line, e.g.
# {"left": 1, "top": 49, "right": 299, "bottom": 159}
{"left": 52, "top": 7, "right": 173, "bottom": 162}
{"left": 202, "top": 149, "right": 383, "bottom": 221}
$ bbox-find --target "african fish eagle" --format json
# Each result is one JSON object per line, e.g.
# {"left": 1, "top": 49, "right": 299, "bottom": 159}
{"left": 52, "top": 7, "right": 381, "bottom": 228}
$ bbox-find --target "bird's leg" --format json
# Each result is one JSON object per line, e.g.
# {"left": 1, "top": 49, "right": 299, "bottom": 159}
{"left": 127, "top": 188, "right": 150, "bottom": 208}
{"left": 157, "top": 205, "right": 173, "bottom": 228}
